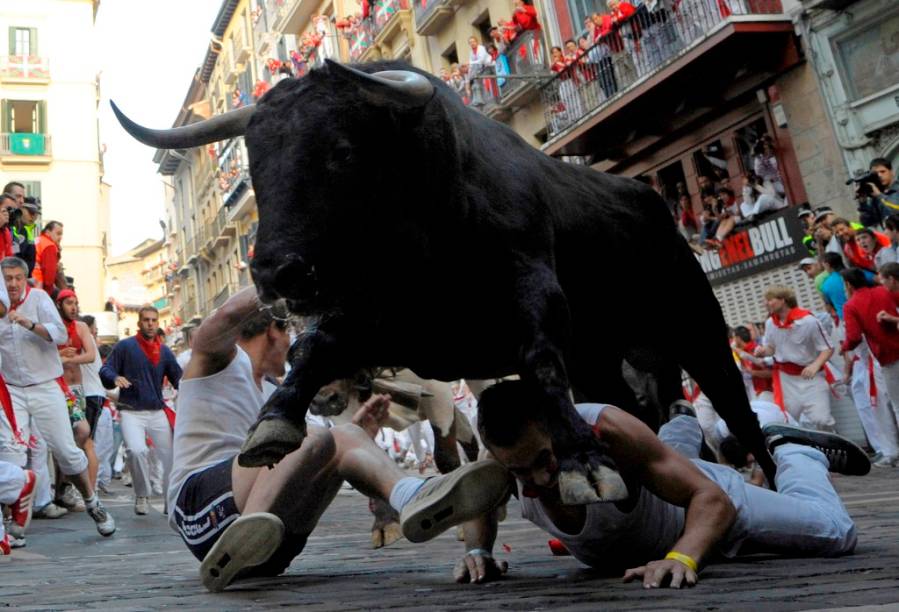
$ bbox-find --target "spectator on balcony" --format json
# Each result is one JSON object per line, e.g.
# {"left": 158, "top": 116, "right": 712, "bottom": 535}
{"left": 699, "top": 192, "right": 737, "bottom": 247}
{"left": 511, "top": 0, "right": 541, "bottom": 35}
{"left": 467, "top": 37, "right": 491, "bottom": 106}
{"left": 739, "top": 172, "right": 786, "bottom": 221}
{"left": 674, "top": 193, "right": 699, "bottom": 239}
{"left": 487, "top": 43, "right": 509, "bottom": 90}
{"left": 586, "top": 14, "right": 618, "bottom": 99}
{"left": 489, "top": 27, "right": 508, "bottom": 55}
{"left": 33, "top": 221, "right": 67, "bottom": 299}
{"left": 753, "top": 135, "right": 786, "bottom": 199}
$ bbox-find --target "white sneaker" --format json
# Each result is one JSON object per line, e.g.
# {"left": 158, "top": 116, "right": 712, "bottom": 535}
{"left": 86, "top": 499, "right": 116, "bottom": 537}
{"left": 134, "top": 497, "right": 149, "bottom": 515}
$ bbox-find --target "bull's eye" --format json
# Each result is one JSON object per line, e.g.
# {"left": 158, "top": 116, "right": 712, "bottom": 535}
{"left": 330, "top": 143, "right": 354, "bottom": 166}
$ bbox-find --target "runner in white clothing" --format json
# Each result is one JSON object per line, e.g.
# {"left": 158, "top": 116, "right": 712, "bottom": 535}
{"left": 756, "top": 285, "right": 837, "bottom": 431}
{"left": 456, "top": 380, "right": 868, "bottom": 588}
{"left": 171, "top": 287, "right": 511, "bottom": 592}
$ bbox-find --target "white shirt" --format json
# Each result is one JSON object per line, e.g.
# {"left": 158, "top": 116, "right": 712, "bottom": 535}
{"left": 763, "top": 313, "right": 832, "bottom": 368}
{"left": 0, "top": 287, "right": 66, "bottom": 386}
{"left": 80, "top": 334, "right": 106, "bottom": 397}
{"left": 168, "top": 347, "right": 276, "bottom": 529}
{"left": 468, "top": 44, "right": 490, "bottom": 75}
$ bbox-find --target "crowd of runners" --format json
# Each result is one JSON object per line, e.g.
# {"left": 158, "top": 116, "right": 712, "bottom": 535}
{"left": 3, "top": 163, "right": 899, "bottom": 591}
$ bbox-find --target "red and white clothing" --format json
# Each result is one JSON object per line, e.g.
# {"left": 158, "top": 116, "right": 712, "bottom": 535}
{"left": 764, "top": 309, "right": 836, "bottom": 431}
{"left": 847, "top": 340, "right": 899, "bottom": 460}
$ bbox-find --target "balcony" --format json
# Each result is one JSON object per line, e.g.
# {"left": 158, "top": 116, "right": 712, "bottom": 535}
{"left": 371, "top": 0, "right": 410, "bottom": 44}
{"left": 0, "top": 56, "right": 50, "bottom": 83}
{"left": 413, "top": 0, "right": 454, "bottom": 36}
{"left": 0, "top": 133, "right": 51, "bottom": 164}
{"left": 539, "top": 0, "right": 793, "bottom": 155}
{"left": 468, "top": 30, "right": 548, "bottom": 120}
{"left": 348, "top": 20, "right": 374, "bottom": 62}
{"left": 152, "top": 297, "right": 171, "bottom": 312}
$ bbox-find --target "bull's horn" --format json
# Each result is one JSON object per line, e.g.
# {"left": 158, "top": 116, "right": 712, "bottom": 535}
{"left": 325, "top": 59, "right": 434, "bottom": 108}
{"left": 110, "top": 101, "right": 256, "bottom": 149}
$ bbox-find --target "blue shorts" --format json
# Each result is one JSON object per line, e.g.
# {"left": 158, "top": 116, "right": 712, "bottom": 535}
{"left": 173, "top": 456, "right": 307, "bottom": 574}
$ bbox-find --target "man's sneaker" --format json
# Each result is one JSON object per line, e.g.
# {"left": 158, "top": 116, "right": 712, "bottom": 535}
{"left": 134, "top": 497, "right": 149, "bottom": 515}
{"left": 97, "top": 482, "right": 112, "bottom": 496}
{"left": 8, "top": 469, "right": 36, "bottom": 539}
{"left": 762, "top": 423, "right": 871, "bottom": 476}
{"left": 86, "top": 499, "right": 116, "bottom": 537}
{"left": 122, "top": 473, "right": 132, "bottom": 487}
{"left": 400, "top": 460, "right": 512, "bottom": 544}
{"left": 200, "top": 512, "right": 284, "bottom": 592}
{"left": 873, "top": 455, "right": 898, "bottom": 468}
{"left": 56, "top": 484, "right": 85, "bottom": 512}
{"left": 8, "top": 533, "right": 25, "bottom": 548}
{"left": 33, "top": 502, "right": 67, "bottom": 519}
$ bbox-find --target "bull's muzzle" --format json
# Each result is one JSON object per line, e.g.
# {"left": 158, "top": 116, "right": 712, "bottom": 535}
{"left": 252, "top": 254, "right": 318, "bottom": 304}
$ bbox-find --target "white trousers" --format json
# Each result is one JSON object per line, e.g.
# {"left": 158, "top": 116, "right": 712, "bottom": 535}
{"left": 0, "top": 380, "right": 87, "bottom": 475}
{"left": 780, "top": 373, "right": 836, "bottom": 431}
{"left": 850, "top": 356, "right": 899, "bottom": 457}
{"left": 27, "top": 424, "right": 52, "bottom": 508}
{"left": 0, "top": 459, "right": 25, "bottom": 541}
{"left": 94, "top": 407, "right": 114, "bottom": 487}
{"left": 119, "top": 410, "right": 172, "bottom": 498}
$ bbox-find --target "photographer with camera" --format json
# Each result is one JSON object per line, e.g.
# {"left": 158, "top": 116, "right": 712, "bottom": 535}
{"left": 851, "top": 158, "right": 899, "bottom": 227}
{"left": 0, "top": 194, "right": 15, "bottom": 258}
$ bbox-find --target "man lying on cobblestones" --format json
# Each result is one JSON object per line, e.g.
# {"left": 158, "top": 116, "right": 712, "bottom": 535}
{"left": 170, "top": 287, "right": 511, "bottom": 592}
{"left": 456, "top": 380, "right": 867, "bottom": 588}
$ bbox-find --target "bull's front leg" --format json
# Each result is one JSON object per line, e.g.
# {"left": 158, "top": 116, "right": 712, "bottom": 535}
{"left": 515, "top": 263, "right": 627, "bottom": 505}
{"left": 238, "top": 318, "right": 357, "bottom": 468}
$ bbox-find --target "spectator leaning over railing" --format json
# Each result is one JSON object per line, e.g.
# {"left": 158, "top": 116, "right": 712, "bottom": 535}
{"left": 511, "top": 0, "right": 541, "bottom": 35}
{"left": 32, "top": 220, "right": 67, "bottom": 299}
{"left": 832, "top": 217, "right": 890, "bottom": 274}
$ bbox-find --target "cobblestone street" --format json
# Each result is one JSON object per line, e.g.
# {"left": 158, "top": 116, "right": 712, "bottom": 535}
{"left": 3, "top": 466, "right": 899, "bottom": 611}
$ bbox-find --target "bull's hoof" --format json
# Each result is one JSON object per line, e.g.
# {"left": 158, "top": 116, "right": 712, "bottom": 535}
{"left": 558, "top": 459, "right": 628, "bottom": 506}
{"left": 237, "top": 418, "right": 307, "bottom": 468}
{"left": 371, "top": 522, "right": 404, "bottom": 549}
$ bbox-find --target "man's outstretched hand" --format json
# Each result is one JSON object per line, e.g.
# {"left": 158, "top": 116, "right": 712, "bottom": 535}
{"left": 453, "top": 551, "right": 508, "bottom": 584}
{"left": 623, "top": 558, "right": 698, "bottom": 589}
{"left": 351, "top": 393, "right": 391, "bottom": 439}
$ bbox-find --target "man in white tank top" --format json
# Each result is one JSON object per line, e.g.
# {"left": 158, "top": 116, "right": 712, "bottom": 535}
{"left": 454, "top": 380, "right": 867, "bottom": 589}
{"left": 170, "top": 287, "right": 512, "bottom": 592}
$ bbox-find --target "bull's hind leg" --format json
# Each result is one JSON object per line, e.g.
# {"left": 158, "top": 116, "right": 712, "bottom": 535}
{"left": 239, "top": 322, "right": 357, "bottom": 468}
{"left": 515, "top": 263, "right": 627, "bottom": 505}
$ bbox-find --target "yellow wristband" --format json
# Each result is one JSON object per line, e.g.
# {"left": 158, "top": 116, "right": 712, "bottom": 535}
{"left": 665, "top": 551, "right": 698, "bottom": 572}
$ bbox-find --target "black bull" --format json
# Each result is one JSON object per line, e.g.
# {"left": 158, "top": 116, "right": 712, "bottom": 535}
{"left": 113, "top": 59, "right": 776, "bottom": 501}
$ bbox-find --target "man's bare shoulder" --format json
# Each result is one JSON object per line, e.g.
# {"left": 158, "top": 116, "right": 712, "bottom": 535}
{"left": 182, "top": 347, "right": 238, "bottom": 382}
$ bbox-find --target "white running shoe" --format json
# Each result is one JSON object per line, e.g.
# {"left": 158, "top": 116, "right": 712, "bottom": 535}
{"left": 134, "top": 497, "right": 149, "bottom": 515}
{"left": 87, "top": 499, "right": 116, "bottom": 537}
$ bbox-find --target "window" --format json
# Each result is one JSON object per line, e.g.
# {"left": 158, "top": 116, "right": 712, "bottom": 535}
{"left": 566, "top": 0, "right": 604, "bottom": 39}
{"left": 474, "top": 11, "right": 492, "bottom": 44}
{"left": 19, "top": 181, "right": 40, "bottom": 199}
{"left": 8, "top": 27, "right": 37, "bottom": 56}
{"left": 1, "top": 100, "right": 46, "bottom": 133}
{"left": 692, "top": 140, "right": 729, "bottom": 185}
{"left": 834, "top": 10, "right": 899, "bottom": 101}
{"left": 442, "top": 43, "right": 458, "bottom": 66}
{"left": 734, "top": 118, "right": 769, "bottom": 176}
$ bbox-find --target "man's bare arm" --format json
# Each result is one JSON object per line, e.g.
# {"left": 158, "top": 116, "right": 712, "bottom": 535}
{"left": 184, "top": 286, "right": 263, "bottom": 380}
{"left": 600, "top": 407, "right": 736, "bottom": 587}
{"left": 61, "top": 321, "right": 97, "bottom": 365}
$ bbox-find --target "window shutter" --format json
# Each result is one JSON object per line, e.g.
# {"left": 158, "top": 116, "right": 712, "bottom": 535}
{"left": 0, "top": 100, "right": 7, "bottom": 134}
{"left": 29, "top": 28, "right": 37, "bottom": 56}
{"left": 8, "top": 28, "right": 15, "bottom": 55}
{"left": 37, "top": 100, "right": 46, "bottom": 134}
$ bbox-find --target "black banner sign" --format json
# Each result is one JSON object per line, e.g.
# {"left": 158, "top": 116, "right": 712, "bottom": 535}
{"left": 696, "top": 207, "right": 807, "bottom": 286}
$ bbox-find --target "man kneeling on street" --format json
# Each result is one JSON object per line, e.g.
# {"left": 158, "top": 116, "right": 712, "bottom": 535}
{"left": 455, "top": 380, "right": 867, "bottom": 588}
{"left": 169, "top": 287, "right": 510, "bottom": 592}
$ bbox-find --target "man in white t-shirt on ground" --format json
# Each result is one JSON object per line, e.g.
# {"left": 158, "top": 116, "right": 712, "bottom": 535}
{"left": 754, "top": 285, "right": 836, "bottom": 431}
{"left": 170, "top": 287, "right": 511, "bottom": 592}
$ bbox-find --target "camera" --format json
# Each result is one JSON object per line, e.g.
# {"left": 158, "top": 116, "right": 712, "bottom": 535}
{"left": 846, "top": 170, "right": 880, "bottom": 197}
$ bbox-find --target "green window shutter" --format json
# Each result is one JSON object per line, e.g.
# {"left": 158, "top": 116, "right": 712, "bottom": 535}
{"left": 1, "top": 100, "right": 7, "bottom": 134}
{"left": 37, "top": 100, "right": 46, "bottom": 134}
{"left": 29, "top": 28, "right": 37, "bottom": 56}
{"left": 8, "top": 28, "right": 15, "bottom": 55}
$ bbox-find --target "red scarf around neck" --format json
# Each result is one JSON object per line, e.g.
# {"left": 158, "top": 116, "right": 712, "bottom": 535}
{"left": 9, "top": 286, "right": 29, "bottom": 312}
{"left": 59, "top": 319, "right": 83, "bottom": 352}
{"left": 135, "top": 332, "right": 162, "bottom": 366}
{"left": 770, "top": 307, "right": 812, "bottom": 329}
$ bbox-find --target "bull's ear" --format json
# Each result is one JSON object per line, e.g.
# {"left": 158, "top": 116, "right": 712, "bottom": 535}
{"left": 325, "top": 59, "right": 434, "bottom": 109}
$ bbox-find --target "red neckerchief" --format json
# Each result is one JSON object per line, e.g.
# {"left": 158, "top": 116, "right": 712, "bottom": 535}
{"left": 9, "top": 286, "right": 29, "bottom": 312}
{"left": 770, "top": 307, "right": 812, "bottom": 329}
{"left": 59, "top": 319, "right": 83, "bottom": 352}
{"left": 135, "top": 332, "right": 162, "bottom": 366}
